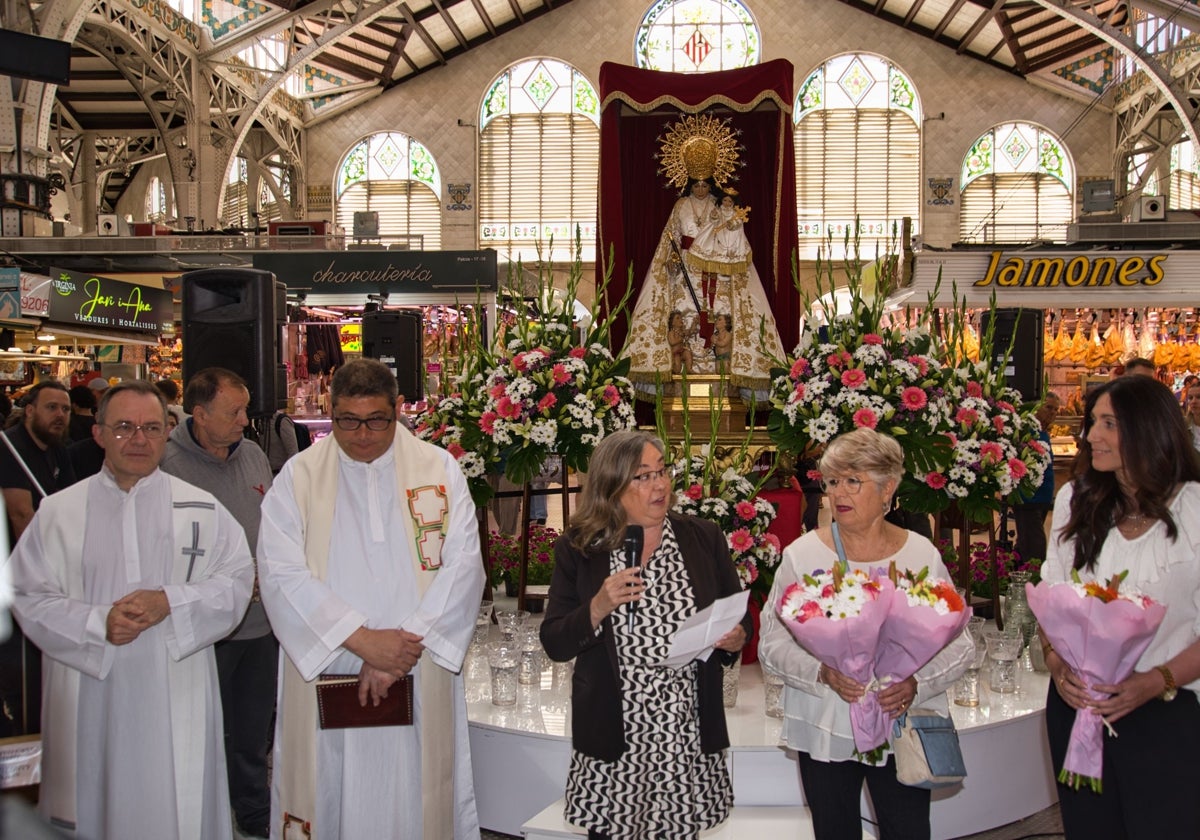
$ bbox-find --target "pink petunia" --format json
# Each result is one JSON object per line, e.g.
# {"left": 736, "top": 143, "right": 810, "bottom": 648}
{"left": 537, "top": 393, "right": 557, "bottom": 413}
{"left": 551, "top": 364, "right": 570, "bottom": 385}
{"left": 729, "top": 529, "right": 754, "bottom": 552}
{"left": 480, "top": 411, "right": 498, "bottom": 434}
{"left": 569, "top": 347, "right": 586, "bottom": 359}
{"left": 446, "top": 442, "right": 466, "bottom": 459}
{"left": 686, "top": 484, "right": 704, "bottom": 500}
{"left": 863, "top": 333, "right": 884, "bottom": 345}
{"left": 956, "top": 407, "right": 978, "bottom": 426}
{"left": 1008, "top": 458, "right": 1028, "bottom": 480}
{"left": 853, "top": 407, "right": 878, "bottom": 429}
{"left": 735, "top": 500, "right": 758, "bottom": 521}
{"left": 790, "top": 358, "right": 811, "bottom": 378}
{"left": 925, "top": 472, "right": 947, "bottom": 489}
{"left": 900, "top": 386, "right": 928, "bottom": 411}
{"left": 841, "top": 369, "right": 868, "bottom": 389}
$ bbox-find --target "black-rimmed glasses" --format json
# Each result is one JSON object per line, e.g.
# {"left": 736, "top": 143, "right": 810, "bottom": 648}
{"left": 333, "top": 414, "right": 395, "bottom": 431}
{"left": 631, "top": 465, "right": 676, "bottom": 484}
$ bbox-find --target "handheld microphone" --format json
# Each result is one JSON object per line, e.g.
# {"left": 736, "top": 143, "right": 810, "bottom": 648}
{"left": 623, "top": 525, "right": 644, "bottom": 631}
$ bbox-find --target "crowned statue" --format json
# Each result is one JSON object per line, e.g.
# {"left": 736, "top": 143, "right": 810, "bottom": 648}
{"left": 623, "top": 113, "right": 786, "bottom": 396}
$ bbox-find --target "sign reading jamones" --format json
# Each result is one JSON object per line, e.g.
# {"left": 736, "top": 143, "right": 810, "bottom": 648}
{"left": 910, "top": 249, "right": 1200, "bottom": 307}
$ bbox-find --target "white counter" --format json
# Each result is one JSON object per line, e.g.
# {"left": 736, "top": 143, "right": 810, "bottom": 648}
{"left": 466, "top": 648, "right": 1057, "bottom": 838}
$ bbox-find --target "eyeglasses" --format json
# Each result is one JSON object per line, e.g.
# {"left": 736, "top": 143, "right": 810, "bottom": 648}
{"left": 631, "top": 465, "right": 676, "bottom": 485}
{"left": 333, "top": 414, "right": 395, "bottom": 431}
{"left": 819, "top": 476, "right": 867, "bottom": 494}
{"left": 105, "top": 421, "right": 167, "bottom": 440}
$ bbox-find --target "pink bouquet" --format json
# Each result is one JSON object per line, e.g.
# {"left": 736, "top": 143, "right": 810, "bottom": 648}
{"left": 851, "top": 566, "right": 972, "bottom": 753}
{"left": 777, "top": 564, "right": 895, "bottom": 752}
{"left": 1026, "top": 572, "right": 1166, "bottom": 792}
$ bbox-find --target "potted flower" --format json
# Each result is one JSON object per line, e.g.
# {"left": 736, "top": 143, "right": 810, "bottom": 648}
{"left": 486, "top": 523, "right": 561, "bottom": 608}
{"left": 937, "top": 539, "right": 1043, "bottom": 601}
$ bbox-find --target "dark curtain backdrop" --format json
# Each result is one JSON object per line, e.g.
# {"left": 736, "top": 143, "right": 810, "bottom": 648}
{"left": 598, "top": 59, "right": 800, "bottom": 355}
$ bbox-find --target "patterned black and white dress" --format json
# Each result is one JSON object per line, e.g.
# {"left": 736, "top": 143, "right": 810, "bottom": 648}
{"left": 564, "top": 519, "right": 733, "bottom": 839}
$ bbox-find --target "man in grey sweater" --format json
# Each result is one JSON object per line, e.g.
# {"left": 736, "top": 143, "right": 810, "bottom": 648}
{"left": 160, "top": 367, "right": 274, "bottom": 840}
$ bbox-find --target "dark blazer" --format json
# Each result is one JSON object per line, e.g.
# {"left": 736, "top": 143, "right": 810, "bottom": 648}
{"left": 540, "top": 512, "right": 752, "bottom": 762}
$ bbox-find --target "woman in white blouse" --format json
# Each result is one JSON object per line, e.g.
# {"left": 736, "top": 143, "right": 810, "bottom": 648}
{"left": 1043, "top": 375, "right": 1200, "bottom": 838}
{"left": 759, "top": 428, "right": 972, "bottom": 840}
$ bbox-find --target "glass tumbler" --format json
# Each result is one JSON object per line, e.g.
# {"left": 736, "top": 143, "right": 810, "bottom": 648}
{"left": 517, "top": 627, "right": 542, "bottom": 685}
{"left": 486, "top": 642, "right": 519, "bottom": 706}
{"left": 763, "top": 667, "right": 785, "bottom": 718}
{"left": 954, "top": 616, "right": 988, "bottom": 707}
{"left": 984, "top": 627, "right": 1023, "bottom": 694}
{"left": 495, "top": 609, "right": 530, "bottom": 642}
{"left": 472, "top": 600, "right": 493, "bottom": 648}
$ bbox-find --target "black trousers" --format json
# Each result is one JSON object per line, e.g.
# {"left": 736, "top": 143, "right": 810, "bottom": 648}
{"left": 797, "top": 752, "right": 931, "bottom": 840}
{"left": 1046, "top": 680, "right": 1200, "bottom": 839}
{"left": 1012, "top": 503, "right": 1051, "bottom": 565}
{"left": 216, "top": 634, "right": 279, "bottom": 835}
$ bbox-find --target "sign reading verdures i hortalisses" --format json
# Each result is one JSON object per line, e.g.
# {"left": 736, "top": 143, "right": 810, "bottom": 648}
{"left": 47, "top": 268, "right": 173, "bottom": 334}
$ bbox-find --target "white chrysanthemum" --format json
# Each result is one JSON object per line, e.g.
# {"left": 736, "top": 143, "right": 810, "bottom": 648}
{"left": 528, "top": 419, "right": 557, "bottom": 446}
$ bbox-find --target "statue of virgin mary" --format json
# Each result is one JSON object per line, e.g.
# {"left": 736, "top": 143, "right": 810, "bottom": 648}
{"left": 622, "top": 113, "right": 785, "bottom": 396}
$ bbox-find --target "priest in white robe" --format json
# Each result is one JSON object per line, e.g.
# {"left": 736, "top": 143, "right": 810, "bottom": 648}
{"left": 10, "top": 379, "right": 254, "bottom": 840}
{"left": 258, "top": 358, "right": 485, "bottom": 840}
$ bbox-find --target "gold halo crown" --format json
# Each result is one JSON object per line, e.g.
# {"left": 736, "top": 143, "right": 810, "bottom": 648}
{"left": 658, "top": 113, "right": 741, "bottom": 189}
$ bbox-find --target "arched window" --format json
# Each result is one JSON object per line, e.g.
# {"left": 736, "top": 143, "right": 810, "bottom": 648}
{"left": 335, "top": 132, "right": 442, "bottom": 250}
{"left": 1168, "top": 141, "right": 1199, "bottom": 209}
{"left": 634, "top": 0, "right": 759, "bottom": 72}
{"left": 222, "top": 157, "right": 250, "bottom": 229}
{"left": 146, "top": 176, "right": 172, "bottom": 223}
{"left": 259, "top": 154, "right": 292, "bottom": 223}
{"left": 794, "top": 54, "right": 921, "bottom": 260}
{"left": 479, "top": 58, "right": 599, "bottom": 262}
{"left": 960, "top": 123, "right": 1074, "bottom": 243}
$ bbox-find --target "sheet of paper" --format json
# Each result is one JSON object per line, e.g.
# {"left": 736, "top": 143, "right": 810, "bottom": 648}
{"left": 661, "top": 590, "right": 750, "bottom": 668}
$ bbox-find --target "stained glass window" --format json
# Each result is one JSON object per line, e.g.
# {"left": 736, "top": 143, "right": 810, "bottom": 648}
{"left": 635, "top": 0, "right": 759, "bottom": 72}
{"left": 794, "top": 54, "right": 921, "bottom": 260}
{"left": 335, "top": 132, "right": 442, "bottom": 249}
{"left": 479, "top": 59, "right": 599, "bottom": 261}
{"left": 960, "top": 123, "right": 1074, "bottom": 243}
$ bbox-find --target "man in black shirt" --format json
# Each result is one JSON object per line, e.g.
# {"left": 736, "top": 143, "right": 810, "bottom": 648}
{"left": 0, "top": 380, "right": 76, "bottom": 735}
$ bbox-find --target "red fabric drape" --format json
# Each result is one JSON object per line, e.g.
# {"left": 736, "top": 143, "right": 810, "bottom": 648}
{"left": 598, "top": 59, "right": 800, "bottom": 355}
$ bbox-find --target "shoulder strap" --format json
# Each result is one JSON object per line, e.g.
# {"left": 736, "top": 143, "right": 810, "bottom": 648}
{"left": 831, "top": 521, "right": 849, "bottom": 566}
{"left": 0, "top": 431, "right": 48, "bottom": 500}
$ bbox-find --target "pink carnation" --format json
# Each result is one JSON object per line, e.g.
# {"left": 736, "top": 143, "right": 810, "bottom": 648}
{"left": 799, "top": 601, "right": 823, "bottom": 623}
{"left": 1008, "top": 458, "right": 1028, "bottom": 480}
{"left": 729, "top": 529, "right": 754, "bottom": 553}
{"left": 925, "top": 471, "right": 947, "bottom": 489}
{"left": 685, "top": 484, "right": 704, "bottom": 500}
{"left": 841, "top": 369, "right": 867, "bottom": 389}
{"left": 863, "top": 333, "right": 884, "bottom": 345}
{"left": 901, "top": 386, "right": 928, "bottom": 411}
{"left": 735, "top": 500, "right": 758, "bottom": 521}
{"left": 852, "top": 407, "right": 878, "bottom": 429}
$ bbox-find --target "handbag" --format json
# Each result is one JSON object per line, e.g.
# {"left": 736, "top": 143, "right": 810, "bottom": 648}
{"left": 891, "top": 708, "right": 967, "bottom": 789}
{"left": 315, "top": 674, "right": 413, "bottom": 729}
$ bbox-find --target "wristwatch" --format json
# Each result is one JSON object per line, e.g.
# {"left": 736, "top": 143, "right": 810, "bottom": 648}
{"left": 1155, "top": 665, "right": 1178, "bottom": 702}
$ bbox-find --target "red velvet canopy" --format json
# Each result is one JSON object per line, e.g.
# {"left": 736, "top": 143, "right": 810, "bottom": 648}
{"left": 598, "top": 59, "right": 800, "bottom": 355}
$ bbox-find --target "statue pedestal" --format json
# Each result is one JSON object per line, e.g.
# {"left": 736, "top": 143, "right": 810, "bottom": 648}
{"left": 658, "top": 375, "right": 747, "bottom": 437}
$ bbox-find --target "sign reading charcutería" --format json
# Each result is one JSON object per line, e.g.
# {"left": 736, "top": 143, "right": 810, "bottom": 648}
{"left": 47, "top": 267, "right": 174, "bottom": 333}
{"left": 252, "top": 250, "right": 498, "bottom": 295}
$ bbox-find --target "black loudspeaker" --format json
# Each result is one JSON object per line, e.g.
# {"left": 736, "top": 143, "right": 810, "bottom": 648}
{"left": 182, "top": 268, "right": 286, "bottom": 417}
{"left": 362, "top": 310, "right": 423, "bottom": 402}
{"left": 980, "top": 308, "right": 1044, "bottom": 402}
